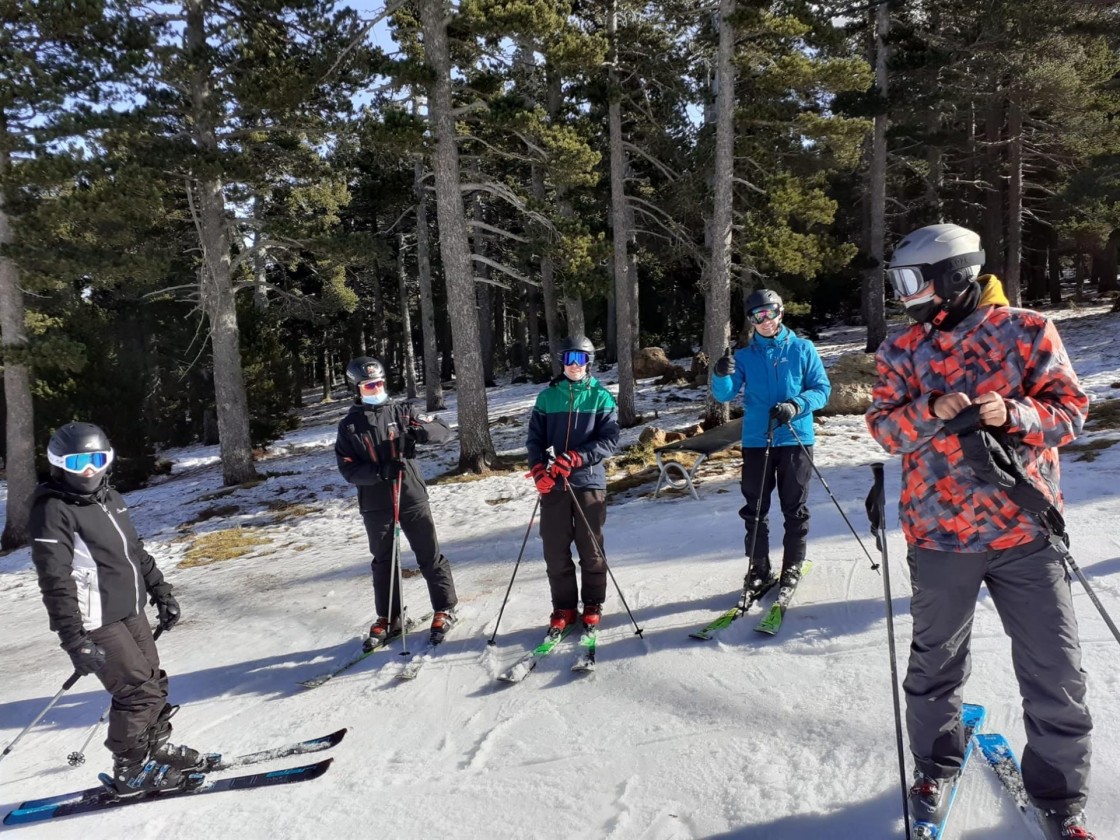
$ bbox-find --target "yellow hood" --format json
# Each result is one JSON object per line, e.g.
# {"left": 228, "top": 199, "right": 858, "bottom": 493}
{"left": 978, "top": 274, "right": 1009, "bottom": 307}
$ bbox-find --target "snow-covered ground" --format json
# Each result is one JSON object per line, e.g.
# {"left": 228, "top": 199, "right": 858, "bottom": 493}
{"left": 2, "top": 304, "right": 1119, "bottom": 840}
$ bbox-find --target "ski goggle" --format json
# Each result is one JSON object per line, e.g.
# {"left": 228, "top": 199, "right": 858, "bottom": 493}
{"left": 885, "top": 266, "right": 929, "bottom": 298}
{"left": 562, "top": 350, "right": 589, "bottom": 366}
{"left": 49, "top": 450, "right": 113, "bottom": 474}
{"left": 748, "top": 305, "right": 782, "bottom": 325}
{"left": 358, "top": 379, "right": 386, "bottom": 393}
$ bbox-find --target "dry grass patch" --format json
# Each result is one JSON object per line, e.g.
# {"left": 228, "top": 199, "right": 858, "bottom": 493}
{"left": 1088, "top": 398, "right": 1120, "bottom": 431}
{"left": 267, "top": 500, "right": 320, "bottom": 523}
{"left": 180, "top": 528, "right": 274, "bottom": 568}
{"left": 1063, "top": 438, "right": 1119, "bottom": 462}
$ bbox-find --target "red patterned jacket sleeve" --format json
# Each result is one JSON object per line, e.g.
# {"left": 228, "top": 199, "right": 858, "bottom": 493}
{"left": 865, "top": 325, "right": 943, "bottom": 454}
{"left": 1003, "top": 317, "right": 1087, "bottom": 449}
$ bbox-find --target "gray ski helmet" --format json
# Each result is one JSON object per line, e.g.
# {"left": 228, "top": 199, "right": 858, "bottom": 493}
{"left": 345, "top": 356, "right": 386, "bottom": 389}
{"left": 745, "top": 289, "right": 783, "bottom": 314}
{"left": 886, "top": 224, "right": 985, "bottom": 301}
{"left": 556, "top": 335, "right": 595, "bottom": 368}
{"left": 47, "top": 422, "right": 115, "bottom": 495}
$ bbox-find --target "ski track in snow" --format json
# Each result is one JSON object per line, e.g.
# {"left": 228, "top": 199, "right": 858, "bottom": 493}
{"left": 1, "top": 308, "right": 1119, "bottom": 838}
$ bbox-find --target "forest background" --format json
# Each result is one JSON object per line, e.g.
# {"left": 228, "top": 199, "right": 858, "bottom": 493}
{"left": 1, "top": 0, "right": 1119, "bottom": 549}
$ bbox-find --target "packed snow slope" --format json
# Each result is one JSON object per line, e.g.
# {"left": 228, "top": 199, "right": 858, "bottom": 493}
{"left": 2, "top": 307, "right": 1119, "bottom": 840}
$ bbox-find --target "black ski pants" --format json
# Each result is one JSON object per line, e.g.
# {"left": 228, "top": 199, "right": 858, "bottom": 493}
{"left": 89, "top": 612, "right": 169, "bottom": 757}
{"left": 363, "top": 501, "right": 457, "bottom": 619}
{"left": 905, "top": 537, "right": 1092, "bottom": 813}
{"left": 738, "top": 443, "right": 813, "bottom": 579}
{"left": 539, "top": 486, "right": 607, "bottom": 610}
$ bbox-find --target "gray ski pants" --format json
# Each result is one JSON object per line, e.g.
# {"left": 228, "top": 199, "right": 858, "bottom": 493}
{"left": 905, "top": 537, "right": 1092, "bottom": 813}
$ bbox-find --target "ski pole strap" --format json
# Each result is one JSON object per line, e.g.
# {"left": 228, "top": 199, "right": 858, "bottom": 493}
{"left": 867, "top": 463, "right": 886, "bottom": 551}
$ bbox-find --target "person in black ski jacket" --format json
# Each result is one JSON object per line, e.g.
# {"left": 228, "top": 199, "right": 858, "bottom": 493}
{"left": 526, "top": 336, "right": 620, "bottom": 633}
{"left": 335, "top": 356, "right": 458, "bottom": 647}
{"left": 29, "top": 422, "right": 200, "bottom": 795}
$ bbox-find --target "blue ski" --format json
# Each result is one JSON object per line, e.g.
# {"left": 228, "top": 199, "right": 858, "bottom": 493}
{"left": 4, "top": 759, "right": 332, "bottom": 826}
{"left": 911, "top": 703, "right": 987, "bottom": 839}
{"left": 975, "top": 733, "right": 1049, "bottom": 838}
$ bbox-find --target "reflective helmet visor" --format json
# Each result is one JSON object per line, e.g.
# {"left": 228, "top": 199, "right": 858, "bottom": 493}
{"left": 748, "top": 305, "right": 782, "bottom": 325}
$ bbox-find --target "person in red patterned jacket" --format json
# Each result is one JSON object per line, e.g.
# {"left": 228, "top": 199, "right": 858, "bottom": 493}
{"left": 866, "top": 224, "right": 1095, "bottom": 840}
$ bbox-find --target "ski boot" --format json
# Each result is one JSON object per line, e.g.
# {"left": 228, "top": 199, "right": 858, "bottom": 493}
{"left": 107, "top": 747, "right": 186, "bottom": 797}
{"left": 364, "top": 615, "right": 402, "bottom": 651}
{"left": 548, "top": 608, "right": 579, "bottom": 633}
{"left": 778, "top": 562, "right": 804, "bottom": 590}
{"left": 908, "top": 771, "right": 955, "bottom": 830}
{"left": 429, "top": 610, "right": 457, "bottom": 644}
{"left": 1039, "top": 810, "right": 1095, "bottom": 840}
{"left": 148, "top": 704, "right": 204, "bottom": 771}
{"left": 581, "top": 604, "right": 602, "bottom": 628}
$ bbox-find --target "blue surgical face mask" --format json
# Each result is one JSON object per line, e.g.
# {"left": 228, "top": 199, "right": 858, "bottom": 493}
{"left": 362, "top": 392, "right": 388, "bottom": 406}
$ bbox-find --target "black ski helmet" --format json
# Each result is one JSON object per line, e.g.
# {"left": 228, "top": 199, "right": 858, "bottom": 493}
{"left": 745, "top": 289, "right": 783, "bottom": 314}
{"left": 556, "top": 335, "right": 595, "bottom": 368}
{"left": 47, "top": 422, "right": 115, "bottom": 495}
{"left": 345, "top": 356, "right": 386, "bottom": 389}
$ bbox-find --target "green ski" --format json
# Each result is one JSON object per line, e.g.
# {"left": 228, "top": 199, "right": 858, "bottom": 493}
{"left": 689, "top": 576, "right": 779, "bottom": 640}
{"left": 755, "top": 562, "right": 812, "bottom": 636}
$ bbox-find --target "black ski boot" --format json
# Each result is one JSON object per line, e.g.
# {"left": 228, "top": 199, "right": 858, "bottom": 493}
{"left": 779, "top": 562, "right": 804, "bottom": 590}
{"left": 108, "top": 747, "right": 185, "bottom": 796}
{"left": 908, "top": 771, "right": 956, "bottom": 830}
{"left": 148, "top": 704, "right": 203, "bottom": 771}
{"left": 1039, "top": 809, "right": 1095, "bottom": 840}
{"left": 743, "top": 559, "right": 772, "bottom": 595}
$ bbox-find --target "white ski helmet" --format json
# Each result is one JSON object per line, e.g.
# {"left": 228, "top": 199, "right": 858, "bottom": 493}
{"left": 886, "top": 224, "right": 985, "bottom": 301}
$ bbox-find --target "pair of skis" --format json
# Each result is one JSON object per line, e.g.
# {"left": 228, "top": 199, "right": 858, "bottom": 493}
{"left": 3, "top": 729, "right": 346, "bottom": 826}
{"left": 911, "top": 705, "right": 1071, "bottom": 840}
{"left": 497, "top": 623, "right": 599, "bottom": 683}
{"left": 299, "top": 612, "right": 436, "bottom": 689}
{"left": 690, "top": 562, "right": 813, "bottom": 641}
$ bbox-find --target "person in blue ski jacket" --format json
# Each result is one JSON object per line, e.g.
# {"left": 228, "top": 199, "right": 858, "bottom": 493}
{"left": 711, "top": 289, "right": 831, "bottom": 592}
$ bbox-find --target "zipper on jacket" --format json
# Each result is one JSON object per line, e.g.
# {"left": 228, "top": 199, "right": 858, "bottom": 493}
{"left": 101, "top": 503, "right": 143, "bottom": 612}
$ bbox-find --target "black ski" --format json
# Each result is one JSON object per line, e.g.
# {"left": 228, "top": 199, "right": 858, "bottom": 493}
{"left": 4, "top": 759, "right": 332, "bottom": 826}
{"left": 397, "top": 617, "right": 460, "bottom": 681}
{"left": 18, "top": 728, "right": 347, "bottom": 811}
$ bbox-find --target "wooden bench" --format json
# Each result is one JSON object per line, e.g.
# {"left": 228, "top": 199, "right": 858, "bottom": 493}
{"left": 653, "top": 417, "right": 743, "bottom": 501}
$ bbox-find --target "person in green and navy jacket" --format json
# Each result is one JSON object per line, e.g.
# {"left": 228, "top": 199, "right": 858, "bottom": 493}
{"left": 711, "top": 289, "right": 831, "bottom": 593}
{"left": 526, "top": 335, "right": 620, "bottom": 634}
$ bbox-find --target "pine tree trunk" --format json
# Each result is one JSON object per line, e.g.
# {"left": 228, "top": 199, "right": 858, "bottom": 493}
{"left": 608, "top": 0, "right": 635, "bottom": 427}
{"left": 0, "top": 175, "right": 35, "bottom": 550}
{"left": 702, "top": 0, "right": 735, "bottom": 428}
{"left": 983, "top": 93, "right": 1005, "bottom": 279}
{"left": 1005, "top": 92, "right": 1023, "bottom": 306}
{"left": 398, "top": 233, "right": 419, "bottom": 399}
{"left": 186, "top": 0, "right": 256, "bottom": 485}
{"left": 413, "top": 155, "right": 445, "bottom": 410}
{"left": 531, "top": 164, "right": 564, "bottom": 376}
{"left": 419, "top": 0, "right": 496, "bottom": 472}
{"left": 862, "top": 0, "right": 888, "bottom": 353}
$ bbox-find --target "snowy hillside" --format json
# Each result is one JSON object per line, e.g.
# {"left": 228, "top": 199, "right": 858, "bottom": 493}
{"left": 2, "top": 305, "right": 1119, "bottom": 840}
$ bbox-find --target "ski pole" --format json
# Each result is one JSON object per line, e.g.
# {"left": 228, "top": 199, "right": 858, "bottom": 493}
{"left": 1, "top": 672, "right": 82, "bottom": 767}
{"left": 67, "top": 626, "right": 163, "bottom": 767}
{"left": 561, "top": 478, "right": 644, "bottom": 637}
{"left": 739, "top": 419, "right": 775, "bottom": 608}
{"left": 786, "top": 423, "right": 880, "bottom": 573}
{"left": 487, "top": 494, "right": 541, "bottom": 646}
{"left": 388, "top": 469, "right": 411, "bottom": 656}
{"left": 868, "top": 463, "right": 912, "bottom": 838}
{"left": 1052, "top": 539, "right": 1120, "bottom": 648}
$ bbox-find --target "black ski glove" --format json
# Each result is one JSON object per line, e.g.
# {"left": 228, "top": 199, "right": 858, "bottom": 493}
{"left": 714, "top": 348, "right": 735, "bottom": 377}
{"left": 64, "top": 635, "right": 107, "bottom": 676}
{"left": 150, "top": 591, "right": 180, "bottom": 631}
{"left": 380, "top": 459, "right": 404, "bottom": 482}
{"left": 770, "top": 401, "right": 798, "bottom": 426}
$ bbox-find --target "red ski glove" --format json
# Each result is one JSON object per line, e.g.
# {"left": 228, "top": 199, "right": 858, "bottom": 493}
{"left": 529, "top": 463, "right": 555, "bottom": 495}
{"left": 549, "top": 450, "right": 583, "bottom": 479}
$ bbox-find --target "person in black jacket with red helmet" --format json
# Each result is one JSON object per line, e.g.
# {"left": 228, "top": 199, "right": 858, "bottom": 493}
{"left": 28, "top": 422, "right": 199, "bottom": 795}
{"left": 335, "top": 356, "right": 458, "bottom": 649}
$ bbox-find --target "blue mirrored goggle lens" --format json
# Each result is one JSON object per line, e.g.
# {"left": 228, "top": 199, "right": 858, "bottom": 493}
{"left": 63, "top": 452, "right": 109, "bottom": 471}
{"left": 748, "top": 306, "right": 781, "bottom": 325}
{"left": 562, "top": 350, "right": 589, "bottom": 366}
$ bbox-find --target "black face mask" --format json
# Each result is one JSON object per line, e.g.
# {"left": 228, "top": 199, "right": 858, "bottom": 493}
{"left": 904, "top": 281, "right": 980, "bottom": 331}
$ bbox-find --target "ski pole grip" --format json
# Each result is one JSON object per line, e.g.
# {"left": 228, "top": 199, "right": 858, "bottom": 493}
{"left": 63, "top": 672, "right": 82, "bottom": 690}
{"left": 871, "top": 461, "right": 885, "bottom": 489}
